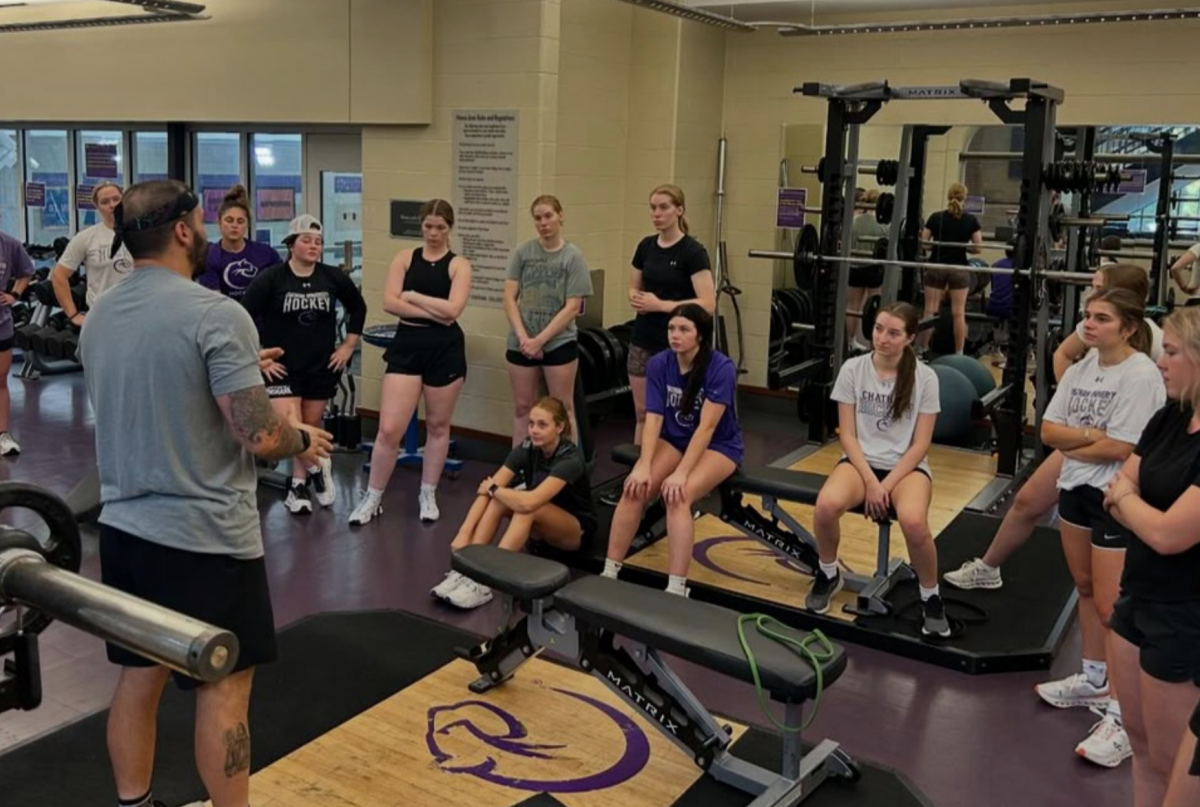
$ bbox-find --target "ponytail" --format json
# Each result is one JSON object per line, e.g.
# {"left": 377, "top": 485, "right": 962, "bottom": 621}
{"left": 681, "top": 343, "right": 712, "bottom": 415}
{"left": 1130, "top": 320, "right": 1153, "bottom": 356}
{"left": 679, "top": 213, "right": 690, "bottom": 235}
{"left": 889, "top": 345, "right": 918, "bottom": 422}
{"left": 947, "top": 182, "right": 968, "bottom": 219}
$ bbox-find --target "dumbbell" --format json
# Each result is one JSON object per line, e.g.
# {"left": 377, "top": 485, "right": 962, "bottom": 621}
{"left": 43, "top": 326, "right": 80, "bottom": 361}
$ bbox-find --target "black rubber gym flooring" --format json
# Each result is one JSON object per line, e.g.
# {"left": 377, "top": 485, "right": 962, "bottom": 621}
{"left": 0, "top": 611, "right": 929, "bottom": 807}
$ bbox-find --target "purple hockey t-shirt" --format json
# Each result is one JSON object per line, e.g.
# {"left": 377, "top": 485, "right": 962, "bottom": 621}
{"left": 199, "top": 240, "right": 281, "bottom": 301}
{"left": 646, "top": 349, "right": 743, "bottom": 464}
{"left": 0, "top": 232, "right": 35, "bottom": 341}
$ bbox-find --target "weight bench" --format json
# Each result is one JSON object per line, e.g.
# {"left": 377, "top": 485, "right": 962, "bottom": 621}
{"left": 452, "top": 545, "right": 859, "bottom": 806}
{"left": 610, "top": 444, "right": 914, "bottom": 618}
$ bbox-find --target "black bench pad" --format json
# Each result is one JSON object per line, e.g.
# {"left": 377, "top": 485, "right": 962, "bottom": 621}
{"left": 453, "top": 545, "right": 570, "bottom": 600}
{"left": 554, "top": 575, "right": 847, "bottom": 701}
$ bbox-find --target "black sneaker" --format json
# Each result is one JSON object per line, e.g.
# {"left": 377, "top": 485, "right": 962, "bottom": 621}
{"left": 921, "top": 594, "right": 952, "bottom": 637}
{"left": 284, "top": 480, "right": 313, "bottom": 515}
{"left": 805, "top": 570, "right": 843, "bottom": 614}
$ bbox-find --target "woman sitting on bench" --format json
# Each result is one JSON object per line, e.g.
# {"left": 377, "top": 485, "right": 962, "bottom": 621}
{"left": 432, "top": 396, "right": 596, "bottom": 610}
{"left": 603, "top": 303, "right": 743, "bottom": 596}
{"left": 806, "top": 301, "right": 949, "bottom": 638}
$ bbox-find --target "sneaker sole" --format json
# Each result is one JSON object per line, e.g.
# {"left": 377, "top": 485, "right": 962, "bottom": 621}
{"left": 287, "top": 505, "right": 313, "bottom": 515}
{"left": 944, "top": 577, "right": 1003, "bottom": 591}
{"left": 1035, "top": 690, "right": 1109, "bottom": 709}
{"left": 448, "top": 595, "right": 493, "bottom": 609}
{"left": 1075, "top": 746, "right": 1132, "bottom": 768}
{"left": 921, "top": 625, "right": 953, "bottom": 638}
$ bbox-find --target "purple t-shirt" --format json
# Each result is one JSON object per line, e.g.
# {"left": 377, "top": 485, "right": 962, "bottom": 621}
{"left": 646, "top": 349, "right": 743, "bottom": 464}
{"left": 198, "top": 240, "right": 281, "bottom": 301}
{"left": 0, "top": 232, "right": 35, "bottom": 341}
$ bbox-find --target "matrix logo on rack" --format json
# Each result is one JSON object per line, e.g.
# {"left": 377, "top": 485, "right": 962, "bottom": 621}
{"left": 692, "top": 535, "right": 806, "bottom": 585}
{"left": 425, "top": 687, "right": 650, "bottom": 793}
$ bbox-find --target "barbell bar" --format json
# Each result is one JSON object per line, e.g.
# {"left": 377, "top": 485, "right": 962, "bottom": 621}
{"left": 814, "top": 253, "right": 1098, "bottom": 284}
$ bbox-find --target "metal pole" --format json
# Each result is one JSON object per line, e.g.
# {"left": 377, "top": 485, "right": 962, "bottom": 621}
{"left": 882, "top": 125, "right": 914, "bottom": 306}
{"left": 0, "top": 550, "right": 238, "bottom": 683}
{"left": 833, "top": 124, "right": 860, "bottom": 365}
{"left": 714, "top": 137, "right": 727, "bottom": 293}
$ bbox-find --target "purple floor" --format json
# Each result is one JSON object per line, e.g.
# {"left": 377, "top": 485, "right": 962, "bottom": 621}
{"left": 0, "top": 371, "right": 1129, "bottom": 807}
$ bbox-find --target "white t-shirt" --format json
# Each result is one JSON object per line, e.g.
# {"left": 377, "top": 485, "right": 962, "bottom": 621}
{"left": 832, "top": 353, "right": 941, "bottom": 474}
{"left": 60, "top": 223, "right": 134, "bottom": 308}
{"left": 1073, "top": 317, "right": 1163, "bottom": 361}
{"left": 1044, "top": 349, "right": 1165, "bottom": 491}
{"left": 1186, "top": 244, "right": 1200, "bottom": 299}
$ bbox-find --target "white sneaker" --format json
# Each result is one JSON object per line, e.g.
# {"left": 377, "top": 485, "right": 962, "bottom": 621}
{"left": 445, "top": 579, "right": 493, "bottom": 609}
{"left": 944, "top": 558, "right": 1003, "bottom": 590}
{"left": 1076, "top": 712, "right": 1132, "bottom": 768}
{"left": 284, "top": 482, "right": 313, "bottom": 515}
{"left": 1036, "top": 672, "right": 1110, "bottom": 709}
{"left": 0, "top": 432, "right": 20, "bottom": 456}
{"left": 309, "top": 458, "right": 336, "bottom": 508}
{"left": 419, "top": 488, "right": 440, "bottom": 522}
{"left": 431, "top": 570, "right": 467, "bottom": 600}
{"left": 348, "top": 493, "right": 382, "bottom": 526}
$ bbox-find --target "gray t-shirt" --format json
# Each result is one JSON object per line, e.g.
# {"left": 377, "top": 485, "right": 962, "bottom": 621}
{"left": 0, "top": 232, "right": 34, "bottom": 341}
{"left": 79, "top": 268, "right": 266, "bottom": 559}
{"left": 60, "top": 223, "right": 134, "bottom": 307}
{"left": 1044, "top": 349, "right": 1165, "bottom": 491}
{"left": 850, "top": 212, "right": 887, "bottom": 259}
{"left": 505, "top": 240, "right": 592, "bottom": 352}
{"left": 832, "top": 353, "right": 941, "bottom": 474}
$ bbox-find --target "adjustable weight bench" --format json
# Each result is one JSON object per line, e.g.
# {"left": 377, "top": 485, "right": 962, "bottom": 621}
{"left": 610, "top": 444, "right": 914, "bottom": 618}
{"left": 452, "top": 545, "right": 859, "bottom": 806}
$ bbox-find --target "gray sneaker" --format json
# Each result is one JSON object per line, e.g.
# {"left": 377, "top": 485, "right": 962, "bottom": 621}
{"left": 922, "top": 595, "right": 952, "bottom": 637}
{"left": 944, "top": 558, "right": 1003, "bottom": 590}
{"left": 805, "top": 570, "right": 843, "bottom": 614}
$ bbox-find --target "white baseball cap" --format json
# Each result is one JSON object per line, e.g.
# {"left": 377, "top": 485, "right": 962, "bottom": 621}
{"left": 283, "top": 213, "right": 323, "bottom": 244}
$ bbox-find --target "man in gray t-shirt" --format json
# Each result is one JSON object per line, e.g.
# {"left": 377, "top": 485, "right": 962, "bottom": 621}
{"left": 79, "top": 179, "right": 331, "bottom": 807}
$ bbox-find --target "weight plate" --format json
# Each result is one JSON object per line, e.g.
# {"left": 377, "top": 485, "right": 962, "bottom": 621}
{"left": 580, "top": 328, "right": 615, "bottom": 392}
{"left": 770, "top": 299, "right": 787, "bottom": 342}
{"left": 777, "top": 288, "right": 805, "bottom": 326}
{"left": 576, "top": 329, "right": 606, "bottom": 395}
{"left": 594, "top": 328, "right": 627, "bottom": 387}
{"left": 794, "top": 223, "right": 819, "bottom": 290}
{"left": 875, "top": 192, "right": 895, "bottom": 225}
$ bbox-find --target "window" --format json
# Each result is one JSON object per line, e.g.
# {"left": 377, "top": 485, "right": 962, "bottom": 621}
{"left": 24, "top": 129, "right": 70, "bottom": 246}
{"left": 250, "top": 133, "right": 302, "bottom": 248}
{"left": 76, "top": 130, "right": 125, "bottom": 227}
{"left": 194, "top": 132, "right": 242, "bottom": 240}
{"left": 321, "top": 171, "right": 362, "bottom": 272}
{"left": 0, "top": 130, "right": 19, "bottom": 241}
{"left": 133, "top": 131, "right": 168, "bottom": 183}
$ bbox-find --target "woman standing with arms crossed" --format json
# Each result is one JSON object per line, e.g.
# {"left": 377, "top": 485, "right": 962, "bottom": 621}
{"left": 1104, "top": 306, "right": 1200, "bottom": 806}
{"left": 198, "top": 185, "right": 281, "bottom": 301}
{"left": 504, "top": 195, "right": 593, "bottom": 445}
{"left": 349, "top": 199, "right": 471, "bottom": 526}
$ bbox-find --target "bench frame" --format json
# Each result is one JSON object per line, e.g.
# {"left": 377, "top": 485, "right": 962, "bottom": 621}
{"left": 457, "top": 587, "right": 858, "bottom": 806}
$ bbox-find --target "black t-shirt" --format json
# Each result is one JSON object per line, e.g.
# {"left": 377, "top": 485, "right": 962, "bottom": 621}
{"left": 924, "top": 211, "right": 982, "bottom": 266}
{"left": 630, "top": 234, "right": 711, "bottom": 352}
{"left": 242, "top": 261, "right": 368, "bottom": 377}
{"left": 503, "top": 438, "right": 596, "bottom": 535}
{"left": 1125, "top": 403, "right": 1200, "bottom": 602}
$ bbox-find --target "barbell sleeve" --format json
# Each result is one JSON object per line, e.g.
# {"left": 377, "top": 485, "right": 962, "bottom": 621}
{"left": 749, "top": 250, "right": 794, "bottom": 261}
{"left": 0, "top": 550, "right": 239, "bottom": 683}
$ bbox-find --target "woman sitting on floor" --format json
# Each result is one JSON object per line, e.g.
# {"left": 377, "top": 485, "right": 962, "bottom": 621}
{"left": 433, "top": 396, "right": 595, "bottom": 610}
{"left": 805, "top": 301, "right": 948, "bottom": 638}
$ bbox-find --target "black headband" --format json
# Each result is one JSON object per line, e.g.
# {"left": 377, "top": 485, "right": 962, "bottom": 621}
{"left": 111, "top": 189, "right": 201, "bottom": 258}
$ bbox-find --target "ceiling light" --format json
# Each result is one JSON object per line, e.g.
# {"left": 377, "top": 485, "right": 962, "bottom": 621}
{"left": 779, "top": 8, "right": 1200, "bottom": 38}
{"left": 611, "top": 0, "right": 754, "bottom": 31}
{"left": 0, "top": 0, "right": 206, "bottom": 33}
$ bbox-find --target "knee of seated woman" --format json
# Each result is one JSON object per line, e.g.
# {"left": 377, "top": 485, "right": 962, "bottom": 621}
{"left": 898, "top": 516, "right": 931, "bottom": 541}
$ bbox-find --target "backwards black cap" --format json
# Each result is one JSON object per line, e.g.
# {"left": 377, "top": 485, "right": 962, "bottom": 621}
{"left": 111, "top": 187, "right": 201, "bottom": 259}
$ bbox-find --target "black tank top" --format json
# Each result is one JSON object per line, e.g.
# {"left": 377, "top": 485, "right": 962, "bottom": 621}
{"left": 400, "top": 247, "right": 455, "bottom": 328}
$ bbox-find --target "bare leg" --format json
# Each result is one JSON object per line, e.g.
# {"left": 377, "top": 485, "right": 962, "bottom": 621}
{"left": 919, "top": 286, "right": 944, "bottom": 349}
{"left": 891, "top": 471, "right": 936, "bottom": 588}
{"left": 1060, "top": 520, "right": 1105, "bottom": 663}
{"left": 195, "top": 668, "right": 255, "bottom": 807}
{"left": 664, "top": 450, "right": 738, "bottom": 577}
{"left": 507, "top": 362, "right": 541, "bottom": 447}
{"left": 1092, "top": 545, "right": 1126, "bottom": 708}
{"left": 267, "top": 397, "right": 302, "bottom": 481}
{"left": 1141, "top": 673, "right": 1200, "bottom": 807}
{"left": 366, "top": 374, "right": 424, "bottom": 491}
{"left": 949, "top": 287, "right": 969, "bottom": 354}
{"left": 1111, "top": 632, "right": 1154, "bottom": 807}
{"left": 542, "top": 360, "right": 581, "bottom": 447}
{"left": 812, "top": 463, "right": 867, "bottom": 565}
{"left": 846, "top": 286, "right": 865, "bottom": 348}
{"left": 606, "top": 443, "right": 682, "bottom": 564}
{"left": 980, "top": 451, "right": 1063, "bottom": 568}
{"left": 420, "top": 378, "right": 466, "bottom": 487}
{"left": 499, "top": 503, "right": 582, "bottom": 553}
{"left": 630, "top": 374, "right": 647, "bottom": 445}
{"left": 107, "top": 666, "right": 170, "bottom": 800}
{"left": 0, "top": 349, "right": 12, "bottom": 432}
{"left": 1162, "top": 729, "right": 1200, "bottom": 807}
{"left": 450, "top": 497, "right": 512, "bottom": 551}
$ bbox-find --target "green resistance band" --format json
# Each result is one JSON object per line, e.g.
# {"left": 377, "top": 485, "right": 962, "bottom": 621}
{"left": 736, "top": 613, "right": 836, "bottom": 734}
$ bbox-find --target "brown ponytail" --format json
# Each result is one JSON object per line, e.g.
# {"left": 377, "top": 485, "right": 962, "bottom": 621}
{"left": 876, "top": 302, "right": 921, "bottom": 422}
{"left": 947, "top": 182, "right": 968, "bottom": 219}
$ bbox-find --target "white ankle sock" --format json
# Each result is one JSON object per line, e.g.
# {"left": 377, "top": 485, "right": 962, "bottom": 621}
{"left": 920, "top": 584, "right": 939, "bottom": 602}
{"left": 978, "top": 559, "right": 997, "bottom": 572}
{"left": 1083, "top": 659, "right": 1108, "bottom": 688}
{"left": 602, "top": 560, "right": 622, "bottom": 579}
{"left": 366, "top": 487, "right": 384, "bottom": 501}
{"left": 666, "top": 575, "right": 688, "bottom": 595}
{"left": 818, "top": 560, "right": 839, "bottom": 579}
{"left": 420, "top": 482, "right": 437, "bottom": 494}
{"left": 1106, "top": 698, "right": 1122, "bottom": 722}
{"left": 307, "top": 465, "right": 320, "bottom": 474}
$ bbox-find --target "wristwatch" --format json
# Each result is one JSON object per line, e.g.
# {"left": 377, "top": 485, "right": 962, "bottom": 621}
{"left": 298, "top": 429, "right": 311, "bottom": 453}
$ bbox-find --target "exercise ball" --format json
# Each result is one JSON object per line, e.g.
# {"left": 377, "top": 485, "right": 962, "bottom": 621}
{"left": 930, "top": 364, "right": 977, "bottom": 447}
{"left": 932, "top": 354, "right": 996, "bottom": 399}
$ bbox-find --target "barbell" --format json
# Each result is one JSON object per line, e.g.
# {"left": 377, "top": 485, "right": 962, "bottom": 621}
{"left": 803, "top": 158, "right": 903, "bottom": 187}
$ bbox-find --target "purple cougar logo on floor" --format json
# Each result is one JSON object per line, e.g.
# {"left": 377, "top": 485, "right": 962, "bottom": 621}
{"left": 425, "top": 688, "right": 650, "bottom": 792}
{"left": 692, "top": 535, "right": 807, "bottom": 584}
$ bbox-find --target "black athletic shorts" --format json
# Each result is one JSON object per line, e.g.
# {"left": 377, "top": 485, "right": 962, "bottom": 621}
{"left": 1191, "top": 701, "right": 1200, "bottom": 776}
{"left": 265, "top": 369, "right": 341, "bottom": 401}
{"left": 1058, "top": 485, "right": 1129, "bottom": 549}
{"left": 1110, "top": 593, "right": 1200, "bottom": 685}
{"left": 385, "top": 324, "right": 466, "bottom": 387}
{"left": 99, "top": 524, "right": 277, "bottom": 689}
{"left": 836, "top": 457, "right": 931, "bottom": 482}
{"left": 849, "top": 264, "right": 884, "bottom": 289}
{"left": 506, "top": 341, "right": 579, "bottom": 368}
{"left": 0, "top": 336, "right": 13, "bottom": 352}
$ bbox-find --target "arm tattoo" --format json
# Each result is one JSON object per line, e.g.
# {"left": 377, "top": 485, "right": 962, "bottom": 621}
{"left": 228, "top": 387, "right": 305, "bottom": 460}
{"left": 223, "top": 722, "right": 251, "bottom": 777}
